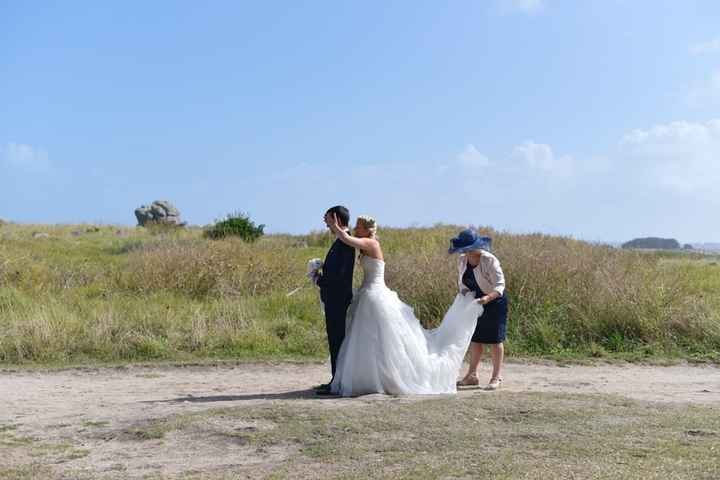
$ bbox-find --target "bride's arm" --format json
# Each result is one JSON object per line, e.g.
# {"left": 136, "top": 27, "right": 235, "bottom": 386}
{"left": 328, "top": 213, "right": 377, "bottom": 253}
{"left": 331, "top": 221, "right": 376, "bottom": 251}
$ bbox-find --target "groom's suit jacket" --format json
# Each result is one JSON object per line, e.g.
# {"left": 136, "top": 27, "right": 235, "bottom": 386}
{"left": 317, "top": 237, "right": 355, "bottom": 305}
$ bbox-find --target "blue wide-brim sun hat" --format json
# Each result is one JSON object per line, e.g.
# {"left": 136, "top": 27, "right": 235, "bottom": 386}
{"left": 448, "top": 228, "right": 492, "bottom": 254}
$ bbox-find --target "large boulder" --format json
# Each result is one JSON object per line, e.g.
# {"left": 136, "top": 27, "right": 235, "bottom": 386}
{"left": 134, "top": 200, "right": 184, "bottom": 227}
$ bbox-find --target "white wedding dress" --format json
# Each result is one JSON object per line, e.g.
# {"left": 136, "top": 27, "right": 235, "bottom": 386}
{"left": 330, "top": 256, "right": 482, "bottom": 396}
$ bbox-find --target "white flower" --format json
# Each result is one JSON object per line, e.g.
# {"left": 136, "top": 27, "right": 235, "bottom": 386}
{"left": 307, "top": 258, "right": 323, "bottom": 273}
{"left": 307, "top": 258, "right": 323, "bottom": 283}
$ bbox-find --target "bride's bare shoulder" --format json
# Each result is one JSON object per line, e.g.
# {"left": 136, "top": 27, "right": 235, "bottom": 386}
{"left": 359, "top": 239, "right": 384, "bottom": 261}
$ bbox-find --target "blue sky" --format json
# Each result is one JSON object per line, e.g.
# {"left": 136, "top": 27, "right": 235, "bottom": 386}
{"left": 2, "top": 0, "right": 719, "bottom": 242}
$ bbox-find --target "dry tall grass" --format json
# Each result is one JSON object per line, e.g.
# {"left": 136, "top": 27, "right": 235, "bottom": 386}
{"left": 0, "top": 223, "right": 718, "bottom": 364}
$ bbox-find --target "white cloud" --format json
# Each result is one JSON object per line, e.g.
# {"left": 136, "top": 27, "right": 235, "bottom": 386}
{"left": 511, "top": 141, "right": 573, "bottom": 174}
{"left": 457, "top": 144, "right": 490, "bottom": 169}
{"left": 690, "top": 38, "right": 720, "bottom": 55}
{"left": 687, "top": 69, "right": 720, "bottom": 106}
{"left": 499, "top": 0, "right": 544, "bottom": 15}
{"left": 1, "top": 143, "right": 51, "bottom": 173}
{"left": 620, "top": 119, "right": 720, "bottom": 192}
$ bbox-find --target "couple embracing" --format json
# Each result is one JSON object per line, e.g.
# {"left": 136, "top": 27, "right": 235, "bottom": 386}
{"left": 314, "top": 205, "right": 508, "bottom": 397}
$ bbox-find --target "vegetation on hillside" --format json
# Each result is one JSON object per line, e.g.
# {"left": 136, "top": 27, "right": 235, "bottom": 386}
{"left": 203, "top": 212, "right": 265, "bottom": 241}
{"left": 0, "top": 223, "right": 718, "bottom": 365}
{"left": 622, "top": 237, "right": 682, "bottom": 250}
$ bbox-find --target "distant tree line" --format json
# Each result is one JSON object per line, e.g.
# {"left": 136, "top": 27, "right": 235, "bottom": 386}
{"left": 621, "top": 237, "right": 693, "bottom": 250}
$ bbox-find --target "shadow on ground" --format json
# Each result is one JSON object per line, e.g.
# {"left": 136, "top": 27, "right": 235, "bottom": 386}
{"left": 145, "top": 388, "right": 340, "bottom": 403}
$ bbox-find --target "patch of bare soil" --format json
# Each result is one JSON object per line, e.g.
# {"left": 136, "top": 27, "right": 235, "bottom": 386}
{"left": 1, "top": 360, "right": 718, "bottom": 478}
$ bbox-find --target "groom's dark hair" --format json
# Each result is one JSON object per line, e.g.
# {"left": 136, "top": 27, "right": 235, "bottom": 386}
{"left": 326, "top": 205, "right": 350, "bottom": 227}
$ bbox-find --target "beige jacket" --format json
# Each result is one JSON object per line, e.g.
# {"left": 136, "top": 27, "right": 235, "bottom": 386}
{"left": 457, "top": 251, "right": 505, "bottom": 296}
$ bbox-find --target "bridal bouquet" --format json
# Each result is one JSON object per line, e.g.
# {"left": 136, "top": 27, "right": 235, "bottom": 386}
{"left": 307, "top": 258, "right": 323, "bottom": 285}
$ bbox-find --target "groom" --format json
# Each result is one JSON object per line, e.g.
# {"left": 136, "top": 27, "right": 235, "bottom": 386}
{"left": 315, "top": 205, "right": 356, "bottom": 394}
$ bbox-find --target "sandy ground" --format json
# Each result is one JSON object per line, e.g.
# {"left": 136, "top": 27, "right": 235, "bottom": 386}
{"left": 1, "top": 360, "right": 719, "bottom": 478}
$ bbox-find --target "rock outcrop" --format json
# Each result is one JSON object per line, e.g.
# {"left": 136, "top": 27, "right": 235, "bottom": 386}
{"left": 134, "top": 200, "right": 184, "bottom": 227}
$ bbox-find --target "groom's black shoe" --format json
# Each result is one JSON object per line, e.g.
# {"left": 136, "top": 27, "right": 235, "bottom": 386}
{"left": 314, "top": 383, "right": 335, "bottom": 395}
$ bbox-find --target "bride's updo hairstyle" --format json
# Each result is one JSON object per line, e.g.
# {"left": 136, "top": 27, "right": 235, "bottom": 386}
{"left": 357, "top": 215, "right": 378, "bottom": 238}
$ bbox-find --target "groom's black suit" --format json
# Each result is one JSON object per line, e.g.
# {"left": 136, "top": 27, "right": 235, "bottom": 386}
{"left": 317, "top": 237, "right": 355, "bottom": 379}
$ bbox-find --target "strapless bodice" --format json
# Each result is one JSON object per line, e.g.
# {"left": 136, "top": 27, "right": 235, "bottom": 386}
{"left": 360, "top": 256, "right": 386, "bottom": 287}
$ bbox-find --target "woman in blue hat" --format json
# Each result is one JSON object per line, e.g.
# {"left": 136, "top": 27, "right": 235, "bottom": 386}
{"left": 449, "top": 228, "right": 508, "bottom": 390}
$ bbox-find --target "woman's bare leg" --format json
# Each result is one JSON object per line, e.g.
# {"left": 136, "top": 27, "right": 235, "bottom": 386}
{"left": 464, "top": 342, "right": 484, "bottom": 379}
{"left": 490, "top": 343, "right": 504, "bottom": 380}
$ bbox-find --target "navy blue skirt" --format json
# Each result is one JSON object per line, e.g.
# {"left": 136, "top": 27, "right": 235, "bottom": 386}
{"left": 472, "top": 294, "right": 508, "bottom": 344}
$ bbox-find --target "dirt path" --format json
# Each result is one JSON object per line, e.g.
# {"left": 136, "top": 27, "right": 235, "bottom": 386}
{"left": 1, "top": 360, "right": 719, "bottom": 478}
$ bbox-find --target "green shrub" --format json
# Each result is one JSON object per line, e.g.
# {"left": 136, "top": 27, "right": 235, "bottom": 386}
{"left": 204, "top": 212, "right": 265, "bottom": 242}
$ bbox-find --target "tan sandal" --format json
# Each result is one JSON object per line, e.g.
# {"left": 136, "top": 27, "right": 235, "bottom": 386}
{"left": 456, "top": 375, "right": 480, "bottom": 387}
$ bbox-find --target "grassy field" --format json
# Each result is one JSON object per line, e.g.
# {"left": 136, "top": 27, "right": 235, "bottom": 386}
{"left": 0, "top": 223, "right": 719, "bottom": 365}
{"left": 1, "top": 391, "right": 718, "bottom": 479}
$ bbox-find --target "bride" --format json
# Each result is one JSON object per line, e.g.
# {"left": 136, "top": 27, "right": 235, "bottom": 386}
{"left": 328, "top": 214, "right": 482, "bottom": 396}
